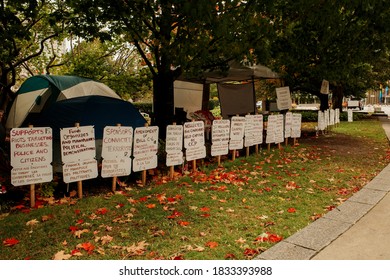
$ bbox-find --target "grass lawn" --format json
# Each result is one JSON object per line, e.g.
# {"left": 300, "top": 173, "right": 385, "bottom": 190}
{"left": 1, "top": 118, "right": 389, "bottom": 260}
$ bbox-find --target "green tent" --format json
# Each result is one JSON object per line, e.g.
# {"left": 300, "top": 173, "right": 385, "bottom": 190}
{"left": 6, "top": 75, "right": 120, "bottom": 129}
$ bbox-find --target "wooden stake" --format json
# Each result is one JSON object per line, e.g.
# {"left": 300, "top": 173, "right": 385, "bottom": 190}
{"left": 268, "top": 143, "right": 271, "bottom": 152}
{"left": 112, "top": 123, "right": 121, "bottom": 193}
{"left": 75, "top": 123, "right": 83, "bottom": 199}
{"left": 217, "top": 155, "right": 221, "bottom": 166}
{"left": 28, "top": 125, "right": 35, "bottom": 207}
{"left": 141, "top": 122, "right": 149, "bottom": 186}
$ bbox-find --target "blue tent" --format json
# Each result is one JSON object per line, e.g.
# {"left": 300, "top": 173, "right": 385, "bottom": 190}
{"left": 29, "top": 95, "right": 146, "bottom": 139}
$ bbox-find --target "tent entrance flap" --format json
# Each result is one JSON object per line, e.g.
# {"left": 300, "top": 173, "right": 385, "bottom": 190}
{"left": 217, "top": 83, "right": 256, "bottom": 119}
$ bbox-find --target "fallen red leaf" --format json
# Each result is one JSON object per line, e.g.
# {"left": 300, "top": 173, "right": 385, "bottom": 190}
{"left": 96, "top": 208, "right": 108, "bottom": 215}
{"left": 80, "top": 242, "right": 95, "bottom": 254}
{"left": 167, "top": 210, "right": 182, "bottom": 219}
{"left": 205, "top": 241, "right": 218, "bottom": 248}
{"left": 287, "top": 207, "right": 296, "bottom": 213}
{"left": 69, "top": 226, "right": 78, "bottom": 232}
{"left": 243, "top": 248, "right": 259, "bottom": 257}
{"left": 200, "top": 213, "right": 211, "bottom": 218}
{"left": 146, "top": 204, "right": 156, "bottom": 209}
{"left": 177, "top": 220, "right": 190, "bottom": 227}
{"left": 76, "top": 219, "right": 84, "bottom": 225}
{"left": 3, "top": 238, "right": 19, "bottom": 247}
{"left": 74, "top": 209, "right": 81, "bottom": 215}
{"left": 200, "top": 207, "right": 210, "bottom": 212}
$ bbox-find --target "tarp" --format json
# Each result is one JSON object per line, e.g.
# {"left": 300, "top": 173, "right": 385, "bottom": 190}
{"left": 28, "top": 96, "right": 147, "bottom": 139}
{"left": 204, "top": 61, "right": 279, "bottom": 83}
{"left": 6, "top": 75, "right": 121, "bottom": 129}
{"left": 217, "top": 83, "right": 256, "bottom": 118}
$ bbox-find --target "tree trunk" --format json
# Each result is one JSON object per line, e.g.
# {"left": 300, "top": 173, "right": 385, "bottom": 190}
{"left": 152, "top": 71, "right": 175, "bottom": 139}
{"left": 332, "top": 85, "right": 344, "bottom": 111}
{"left": 318, "top": 93, "right": 329, "bottom": 111}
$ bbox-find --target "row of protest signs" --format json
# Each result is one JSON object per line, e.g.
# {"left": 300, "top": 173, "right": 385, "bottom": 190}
{"left": 10, "top": 113, "right": 302, "bottom": 188}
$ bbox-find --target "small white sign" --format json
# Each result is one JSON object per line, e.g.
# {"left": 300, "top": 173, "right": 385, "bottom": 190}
{"left": 166, "top": 152, "right": 184, "bottom": 167}
{"left": 10, "top": 127, "right": 53, "bottom": 168}
{"left": 101, "top": 157, "right": 132, "bottom": 178}
{"left": 101, "top": 126, "right": 133, "bottom": 159}
{"left": 244, "top": 114, "right": 263, "bottom": 147}
{"left": 63, "top": 159, "right": 98, "bottom": 183}
{"left": 133, "top": 126, "right": 159, "bottom": 157}
{"left": 266, "top": 115, "right": 277, "bottom": 144}
{"left": 212, "top": 119, "right": 230, "bottom": 143}
{"left": 229, "top": 139, "right": 244, "bottom": 150}
{"left": 291, "top": 113, "right": 302, "bottom": 138}
{"left": 276, "top": 87, "right": 292, "bottom": 110}
{"left": 284, "top": 112, "right": 292, "bottom": 138}
{"left": 11, "top": 164, "right": 53, "bottom": 186}
{"left": 60, "top": 126, "right": 96, "bottom": 163}
{"left": 184, "top": 121, "right": 205, "bottom": 149}
{"left": 230, "top": 116, "right": 245, "bottom": 141}
{"left": 10, "top": 127, "right": 53, "bottom": 186}
{"left": 275, "top": 114, "right": 285, "bottom": 144}
{"left": 348, "top": 109, "right": 353, "bottom": 122}
{"left": 133, "top": 154, "right": 158, "bottom": 172}
{"left": 166, "top": 125, "right": 183, "bottom": 154}
{"left": 186, "top": 146, "right": 207, "bottom": 161}
{"left": 211, "top": 143, "right": 229, "bottom": 157}
{"left": 320, "top": 80, "right": 329, "bottom": 94}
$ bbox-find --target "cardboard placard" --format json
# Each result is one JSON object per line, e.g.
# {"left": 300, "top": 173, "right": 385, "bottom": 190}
{"left": 60, "top": 126, "right": 96, "bottom": 163}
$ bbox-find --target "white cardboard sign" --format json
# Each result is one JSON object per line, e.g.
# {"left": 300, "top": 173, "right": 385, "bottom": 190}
{"left": 166, "top": 152, "right": 184, "bottom": 167}
{"left": 60, "top": 126, "right": 96, "bottom": 163}
{"left": 101, "top": 157, "right": 132, "bottom": 178}
{"left": 165, "top": 125, "right": 183, "bottom": 154}
{"left": 133, "top": 126, "right": 159, "bottom": 157}
{"left": 10, "top": 127, "right": 53, "bottom": 186}
{"left": 184, "top": 121, "right": 205, "bottom": 149}
{"left": 133, "top": 154, "right": 158, "bottom": 172}
{"left": 101, "top": 126, "right": 133, "bottom": 159}
{"left": 10, "top": 127, "right": 53, "bottom": 168}
{"left": 63, "top": 159, "right": 98, "bottom": 183}
{"left": 276, "top": 87, "right": 292, "bottom": 110}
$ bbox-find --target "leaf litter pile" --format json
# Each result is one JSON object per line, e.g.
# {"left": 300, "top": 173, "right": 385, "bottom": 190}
{"left": 1, "top": 119, "right": 390, "bottom": 260}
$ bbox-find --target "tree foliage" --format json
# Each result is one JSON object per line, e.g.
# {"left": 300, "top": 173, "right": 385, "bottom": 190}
{"left": 263, "top": 0, "right": 390, "bottom": 109}
{"left": 64, "top": 0, "right": 275, "bottom": 135}
{"left": 0, "top": 0, "right": 65, "bottom": 111}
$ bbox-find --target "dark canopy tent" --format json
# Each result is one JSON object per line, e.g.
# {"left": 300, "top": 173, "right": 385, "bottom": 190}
{"left": 176, "top": 62, "right": 280, "bottom": 118}
{"left": 30, "top": 95, "right": 146, "bottom": 139}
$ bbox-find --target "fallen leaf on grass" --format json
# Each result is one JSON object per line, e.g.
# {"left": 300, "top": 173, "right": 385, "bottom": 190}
{"left": 235, "top": 237, "right": 246, "bottom": 244}
{"left": 205, "top": 241, "right": 218, "bottom": 248}
{"left": 53, "top": 250, "right": 72, "bottom": 260}
{"left": 96, "top": 208, "right": 109, "bottom": 215}
{"left": 178, "top": 220, "right": 190, "bottom": 227}
{"left": 26, "top": 219, "right": 39, "bottom": 226}
{"left": 3, "top": 238, "right": 19, "bottom": 247}
{"left": 41, "top": 214, "right": 54, "bottom": 222}
{"left": 74, "top": 229, "right": 89, "bottom": 238}
{"left": 287, "top": 207, "right": 296, "bottom": 213}
{"left": 76, "top": 242, "right": 95, "bottom": 254}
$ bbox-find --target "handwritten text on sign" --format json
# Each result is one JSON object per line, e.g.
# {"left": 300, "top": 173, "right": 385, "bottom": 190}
{"left": 10, "top": 127, "right": 53, "bottom": 167}
{"left": 63, "top": 159, "right": 98, "bottom": 183}
{"left": 10, "top": 127, "right": 53, "bottom": 186}
{"left": 133, "top": 126, "right": 159, "bottom": 157}
{"left": 166, "top": 125, "right": 183, "bottom": 154}
{"left": 60, "top": 126, "right": 96, "bottom": 163}
{"left": 101, "top": 157, "right": 132, "bottom": 178}
{"left": 184, "top": 121, "right": 205, "bottom": 149}
{"left": 102, "top": 126, "right": 133, "bottom": 159}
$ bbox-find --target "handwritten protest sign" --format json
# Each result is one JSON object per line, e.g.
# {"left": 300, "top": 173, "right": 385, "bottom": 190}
{"left": 101, "top": 126, "right": 133, "bottom": 178}
{"left": 60, "top": 126, "right": 96, "bottom": 163}
{"left": 211, "top": 119, "right": 230, "bottom": 157}
{"left": 133, "top": 126, "right": 159, "bottom": 171}
{"left": 184, "top": 121, "right": 206, "bottom": 161}
{"left": 10, "top": 127, "right": 53, "bottom": 186}
{"left": 244, "top": 114, "right": 263, "bottom": 147}
{"left": 284, "top": 112, "right": 292, "bottom": 139}
{"left": 291, "top": 113, "right": 302, "bottom": 139}
{"left": 166, "top": 125, "right": 184, "bottom": 166}
{"left": 60, "top": 125, "right": 98, "bottom": 184}
{"left": 276, "top": 87, "right": 292, "bottom": 110}
{"left": 229, "top": 116, "right": 245, "bottom": 150}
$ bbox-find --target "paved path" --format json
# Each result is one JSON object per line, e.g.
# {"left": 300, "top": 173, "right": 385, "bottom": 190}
{"left": 255, "top": 117, "right": 390, "bottom": 260}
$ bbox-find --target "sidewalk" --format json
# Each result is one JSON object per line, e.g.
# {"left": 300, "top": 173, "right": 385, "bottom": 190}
{"left": 255, "top": 117, "right": 390, "bottom": 260}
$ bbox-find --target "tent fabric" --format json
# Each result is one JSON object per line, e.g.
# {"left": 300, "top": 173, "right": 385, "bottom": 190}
{"left": 6, "top": 75, "right": 120, "bottom": 129}
{"left": 29, "top": 96, "right": 147, "bottom": 139}
{"left": 217, "top": 83, "right": 256, "bottom": 119}
{"left": 204, "top": 61, "right": 279, "bottom": 83}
